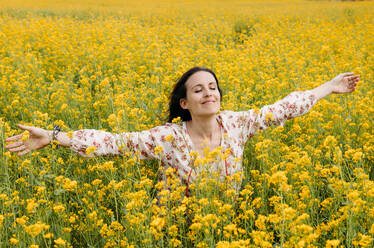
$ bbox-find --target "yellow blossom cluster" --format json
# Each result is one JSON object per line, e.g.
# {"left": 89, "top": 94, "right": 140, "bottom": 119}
{"left": 0, "top": 0, "right": 373, "bottom": 247}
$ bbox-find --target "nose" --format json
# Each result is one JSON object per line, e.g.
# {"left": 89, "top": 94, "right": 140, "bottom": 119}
{"left": 203, "top": 88, "right": 212, "bottom": 97}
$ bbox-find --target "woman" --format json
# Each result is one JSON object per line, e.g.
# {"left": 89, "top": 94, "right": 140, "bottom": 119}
{"left": 5, "top": 67, "right": 359, "bottom": 194}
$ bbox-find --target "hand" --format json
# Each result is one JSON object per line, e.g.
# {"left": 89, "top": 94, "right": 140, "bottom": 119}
{"left": 5, "top": 124, "right": 51, "bottom": 156}
{"left": 329, "top": 72, "right": 360, "bottom": 94}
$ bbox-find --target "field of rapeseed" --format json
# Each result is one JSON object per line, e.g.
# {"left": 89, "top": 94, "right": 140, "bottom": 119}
{"left": 0, "top": 0, "right": 373, "bottom": 247}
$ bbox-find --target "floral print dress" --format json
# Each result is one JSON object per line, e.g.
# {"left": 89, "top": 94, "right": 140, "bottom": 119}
{"left": 71, "top": 91, "right": 317, "bottom": 192}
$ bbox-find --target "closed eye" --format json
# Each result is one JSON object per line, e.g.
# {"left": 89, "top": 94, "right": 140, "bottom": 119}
{"left": 195, "top": 87, "right": 216, "bottom": 93}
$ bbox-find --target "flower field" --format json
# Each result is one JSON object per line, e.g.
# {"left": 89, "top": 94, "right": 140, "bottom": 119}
{"left": 0, "top": 0, "right": 373, "bottom": 247}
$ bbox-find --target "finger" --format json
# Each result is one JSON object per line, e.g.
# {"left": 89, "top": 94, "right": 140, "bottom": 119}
{"left": 5, "top": 134, "right": 23, "bottom": 142}
{"left": 17, "top": 124, "right": 33, "bottom": 131}
{"left": 344, "top": 76, "right": 355, "bottom": 81}
{"left": 347, "top": 75, "right": 359, "bottom": 80}
{"left": 5, "top": 140, "right": 23, "bottom": 149}
{"left": 349, "top": 79, "right": 359, "bottom": 85}
{"left": 349, "top": 81, "right": 357, "bottom": 87}
{"left": 18, "top": 149, "right": 30, "bottom": 157}
{"left": 9, "top": 145, "right": 26, "bottom": 152}
{"left": 347, "top": 78, "right": 355, "bottom": 84}
{"left": 341, "top": 72, "right": 354, "bottom": 77}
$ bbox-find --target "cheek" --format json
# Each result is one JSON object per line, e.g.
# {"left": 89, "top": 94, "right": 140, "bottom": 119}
{"left": 183, "top": 95, "right": 197, "bottom": 109}
{"left": 216, "top": 92, "right": 221, "bottom": 101}
{"left": 188, "top": 93, "right": 201, "bottom": 103}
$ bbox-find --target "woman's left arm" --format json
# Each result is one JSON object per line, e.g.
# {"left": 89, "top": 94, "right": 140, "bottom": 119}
{"left": 310, "top": 72, "right": 360, "bottom": 101}
{"left": 233, "top": 72, "right": 360, "bottom": 144}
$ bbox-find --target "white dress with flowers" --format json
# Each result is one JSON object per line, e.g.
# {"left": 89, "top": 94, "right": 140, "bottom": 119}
{"left": 70, "top": 91, "right": 317, "bottom": 192}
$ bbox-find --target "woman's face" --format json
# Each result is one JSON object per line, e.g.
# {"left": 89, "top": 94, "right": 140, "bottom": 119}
{"left": 180, "top": 71, "right": 221, "bottom": 119}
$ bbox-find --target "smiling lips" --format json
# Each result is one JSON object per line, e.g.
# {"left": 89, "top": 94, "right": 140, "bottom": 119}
{"left": 202, "top": 100, "right": 215, "bottom": 104}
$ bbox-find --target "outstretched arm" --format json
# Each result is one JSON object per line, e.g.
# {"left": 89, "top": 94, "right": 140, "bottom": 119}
{"left": 231, "top": 72, "right": 360, "bottom": 144}
{"left": 5, "top": 124, "right": 171, "bottom": 159}
{"left": 5, "top": 124, "right": 71, "bottom": 156}
{"left": 310, "top": 72, "right": 359, "bottom": 101}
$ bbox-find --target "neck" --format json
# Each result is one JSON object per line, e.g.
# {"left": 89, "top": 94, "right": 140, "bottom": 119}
{"left": 187, "top": 114, "right": 219, "bottom": 141}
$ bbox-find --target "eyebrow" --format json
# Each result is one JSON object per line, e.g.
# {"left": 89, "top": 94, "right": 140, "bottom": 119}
{"left": 191, "top": 82, "right": 217, "bottom": 89}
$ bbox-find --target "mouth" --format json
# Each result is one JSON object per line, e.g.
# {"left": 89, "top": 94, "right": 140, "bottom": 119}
{"left": 202, "top": 100, "right": 215, "bottom": 104}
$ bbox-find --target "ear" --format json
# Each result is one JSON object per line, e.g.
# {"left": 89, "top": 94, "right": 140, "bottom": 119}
{"left": 180, "top": 98, "right": 188, "bottom": 110}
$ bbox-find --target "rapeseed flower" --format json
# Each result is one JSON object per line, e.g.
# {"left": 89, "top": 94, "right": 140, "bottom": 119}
{"left": 1, "top": 0, "right": 373, "bottom": 246}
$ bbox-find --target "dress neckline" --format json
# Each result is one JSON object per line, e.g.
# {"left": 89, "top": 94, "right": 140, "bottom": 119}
{"left": 182, "top": 115, "right": 224, "bottom": 155}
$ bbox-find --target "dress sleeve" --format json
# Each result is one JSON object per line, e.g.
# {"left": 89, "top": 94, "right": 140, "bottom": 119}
{"left": 70, "top": 125, "right": 172, "bottom": 159}
{"left": 228, "top": 90, "right": 317, "bottom": 144}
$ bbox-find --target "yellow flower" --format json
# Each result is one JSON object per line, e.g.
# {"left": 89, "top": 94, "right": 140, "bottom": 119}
{"left": 224, "top": 223, "right": 237, "bottom": 233}
{"left": 165, "top": 134, "right": 174, "bottom": 142}
{"left": 189, "top": 222, "right": 202, "bottom": 232}
{"left": 21, "top": 130, "right": 30, "bottom": 142}
{"left": 26, "top": 199, "right": 38, "bottom": 213}
{"left": 54, "top": 238, "right": 66, "bottom": 247}
{"left": 283, "top": 207, "right": 297, "bottom": 221}
{"left": 323, "top": 135, "right": 337, "bottom": 148}
{"left": 189, "top": 150, "right": 199, "bottom": 158}
{"left": 170, "top": 238, "right": 182, "bottom": 247}
{"left": 85, "top": 146, "right": 97, "bottom": 156}
{"left": 150, "top": 217, "right": 165, "bottom": 231}
{"left": 99, "top": 77, "right": 110, "bottom": 88}
{"left": 62, "top": 178, "right": 78, "bottom": 192}
{"left": 0, "top": 1, "right": 372, "bottom": 247}
{"left": 25, "top": 222, "right": 49, "bottom": 237}
{"left": 269, "top": 171, "right": 287, "bottom": 186}
{"left": 60, "top": 103, "right": 67, "bottom": 111}
{"left": 91, "top": 179, "right": 102, "bottom": 186}
{"left": 107, "top": 113, "right": 117, "bottom": 127}
{"left": 348, "top": 190, "right": 360, "bottom": 202}
{"left": 168, "top": 225, "right": 178, "bottom": 237}
{"left": 171, "top": 116, "right": 182, "bottom": 124}
{"left": 16, "top": 216, "right": 28, "bottom": 226}
{"left": 53, "top": 204, "right": 65, "bottom": 213}
{"left": 43, "top": 233, "right": 54, "bottom": 239}
{"left": 325, "top": 239, "right": 340, "bottom": 248}
{"left": 352, "top": 151, "right": 363, "bottom": 162}
{"left": 352, "top": 234, "right": 372, "bottom": 248}
{"left": 154, "top": 145, "right": 163, "bottom": 155}
{"left": 88, "top": 211, "right": 98, "bottom": 221}
{"left": 265, "top": 112, "right": 273, "bottom": 122}
{"left": 66, "top": 131, "right": 74, "bottom": 138}
{"left": 0, "top": 215, "right": 4, "bottom": 228}
{"left": 255, "top": 215, "right": 267, "bottom": 230}
{"left": 9, "top": 237, "right": 19, "bottom": 245}
{"left": 0, "top": 194, "right": 7, "bottom": 200}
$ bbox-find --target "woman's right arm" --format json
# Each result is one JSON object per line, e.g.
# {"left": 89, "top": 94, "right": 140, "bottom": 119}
{"left": 5, "top": 124, "right": 170, "bottom": 159}
{"left": 5, "top": 124, "right": 71, "bottom": 156}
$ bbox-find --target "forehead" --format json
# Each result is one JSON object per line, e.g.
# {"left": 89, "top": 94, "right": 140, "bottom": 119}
{"left": 185, "top": 71, "right": 217, "bottom": 88}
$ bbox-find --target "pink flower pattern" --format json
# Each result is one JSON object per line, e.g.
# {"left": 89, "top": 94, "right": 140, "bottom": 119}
{"left": 71, "top": 91, "right": 317, "bottom": 190}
